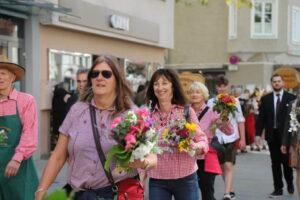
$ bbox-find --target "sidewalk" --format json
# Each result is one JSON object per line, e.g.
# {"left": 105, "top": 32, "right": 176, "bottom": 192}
{"left": 35, "top": 147, "right": 299, "bottom": 200}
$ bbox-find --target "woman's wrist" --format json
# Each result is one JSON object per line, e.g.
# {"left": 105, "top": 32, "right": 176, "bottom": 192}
{"left": 143, "top": 158, "right": 151, "bottom": 170}
{"left": 35, "top": 188, "right": 47, "bottom": 197}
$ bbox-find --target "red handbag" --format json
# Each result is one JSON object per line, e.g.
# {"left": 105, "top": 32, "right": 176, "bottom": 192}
{"left": 117, "top": 178, "right": 144, "bottom": 200}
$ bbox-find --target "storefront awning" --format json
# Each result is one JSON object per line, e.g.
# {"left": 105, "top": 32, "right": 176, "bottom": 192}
{"left": 0, "top": 0, "right": 71, "bottom": 15}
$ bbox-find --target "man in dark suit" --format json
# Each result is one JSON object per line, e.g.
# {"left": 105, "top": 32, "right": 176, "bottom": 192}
{"left": 256, "top": 74, "right": 296, "bottom": 198}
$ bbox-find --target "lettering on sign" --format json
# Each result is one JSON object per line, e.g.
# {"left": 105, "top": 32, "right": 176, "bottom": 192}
{"left": 274, "top": 68, "right": 300, "bottom": 89}
{"left": 109, "top": 14, "right": 130, "bottom": 31}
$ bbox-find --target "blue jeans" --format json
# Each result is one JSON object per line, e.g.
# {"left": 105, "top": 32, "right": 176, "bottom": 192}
{"left": 149, "top": 172, "right": 199, "bottom": 200}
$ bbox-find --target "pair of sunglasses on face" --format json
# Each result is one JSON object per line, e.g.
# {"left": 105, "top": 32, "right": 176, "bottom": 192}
{"left": 90, "top": 70, "right": 113, "bottom": 79}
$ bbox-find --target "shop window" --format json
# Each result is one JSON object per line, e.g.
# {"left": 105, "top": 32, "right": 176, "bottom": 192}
{"left": 124, "top": 59, "right": 160, "bottom": 92}
{"left": 251, "top": 0, "right": 278, "bottom": 39}
{"left": 48, "top": 49, "right": 92, "bottom": 92}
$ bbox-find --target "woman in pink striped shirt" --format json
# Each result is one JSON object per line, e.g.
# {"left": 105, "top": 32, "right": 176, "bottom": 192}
{"left": 146, "top": 69, "right": 208, "bottom": 200}
{"left": 189, "top": 82, "right": 233, "bottom": 200}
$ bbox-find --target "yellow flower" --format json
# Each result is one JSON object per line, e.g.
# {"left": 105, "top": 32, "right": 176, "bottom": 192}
{"left": 178, "top": 140, "right": 190, "bottom": 152}
{"left": 185, "top": 123, "right": 197, "bottom": 131}
{"left": 217, "top": 93, "right": 227, "bottom": 99}
{"left": 227, "top": 102, "right": 234, "bottom": 106}
{"left": 162, "top": 129, "right": 168, "bottom": 138}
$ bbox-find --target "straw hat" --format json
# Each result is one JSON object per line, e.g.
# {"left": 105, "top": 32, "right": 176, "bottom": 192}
{"left": 0, "top": 55, "right": 25, "bottom": 82}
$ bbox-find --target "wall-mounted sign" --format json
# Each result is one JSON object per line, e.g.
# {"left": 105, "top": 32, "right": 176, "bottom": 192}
{"left": 274, "top": 68, "right": 300, "bottom": 89}
{"left": 229, "top": 55, "right": 238, "bottom": 65}
{"left": 178, "top": 72, "right": 205, "bottom": 96}
{"left": 109, "top": 14, "right": 130, "bottom": 31}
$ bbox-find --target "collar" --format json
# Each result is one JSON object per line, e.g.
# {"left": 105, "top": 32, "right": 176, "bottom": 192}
{"left": 91, "top": 98, "right": 116, "bottom": 111}
{"left": 273, "top": 89, "right": 283, "bottom": 98}
{"left": 193, "top": 103, "right": 207, "bottom": 113}
{"left": 153, "top": 104, "right": 182, "bottom": 112}
{"left": 0, "top": 88, "right": 18, "bottom": 102}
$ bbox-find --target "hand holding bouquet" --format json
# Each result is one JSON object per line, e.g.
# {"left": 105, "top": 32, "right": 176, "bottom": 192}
{"left": 210, "top": 93, "right": 237, "bottom": 131}
{"left": 104, "top": 108, "right": 162, "bottom": 173}
{"left": 160, "top": 120, "right": 202, "bottom": 157}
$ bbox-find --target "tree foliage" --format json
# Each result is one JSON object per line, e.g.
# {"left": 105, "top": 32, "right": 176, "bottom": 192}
{"left": 175, "top": 0, "right": 252, "bottom": 8}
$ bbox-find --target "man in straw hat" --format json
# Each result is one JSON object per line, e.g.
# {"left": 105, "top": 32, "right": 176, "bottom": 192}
{"left": 0, "top": 55, "right": 38, "bottom": 199}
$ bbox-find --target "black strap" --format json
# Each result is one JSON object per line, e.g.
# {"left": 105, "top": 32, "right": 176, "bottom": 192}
{"left": 183, "top": 105, "right": 190, "bottom": 121}
{"left": 89, "top": 104, "right": 118, "bottom": 192}
{"left": 197, "top": 106, "right": 209, "bottom": 122}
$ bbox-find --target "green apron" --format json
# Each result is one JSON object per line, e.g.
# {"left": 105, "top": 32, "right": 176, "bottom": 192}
{"left": 0, "top": 103, "right": 39, "bottom": 200}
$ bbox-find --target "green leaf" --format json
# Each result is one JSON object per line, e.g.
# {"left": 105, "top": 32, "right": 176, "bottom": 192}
{"left": 104, "top": 145, "right": 121, "bottom": 171}
{"left": 42, "top": 189, "right": 69, "bottom": 200}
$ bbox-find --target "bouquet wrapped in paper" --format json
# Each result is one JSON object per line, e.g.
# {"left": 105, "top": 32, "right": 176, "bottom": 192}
{"left": 104, "top": 108, "right": 162, "bottom": 173}
{"left": 210, "top": 93, "right": 237, "bottom": 131}
{"left": 160, "top": 119, "right": 201, "bottom": 157}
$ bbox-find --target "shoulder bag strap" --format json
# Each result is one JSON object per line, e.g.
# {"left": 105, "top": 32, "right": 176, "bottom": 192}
{"left": 197, "top": 106, "right": 209, "bottom": 122}
{"left": 89, "top": 104, "right": 118, "bottom": 192}
{"left": 183, "top": 105, "right": 190, "bottom": 121}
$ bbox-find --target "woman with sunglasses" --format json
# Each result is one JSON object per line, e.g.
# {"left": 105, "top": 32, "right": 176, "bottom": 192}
{"left": 36, "top": 55, "right": 157, "bottom": 200}
{"left": 146, "top": 68, "right": 208, "bottom": 200}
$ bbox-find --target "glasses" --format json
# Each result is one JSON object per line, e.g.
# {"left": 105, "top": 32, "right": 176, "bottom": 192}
{"left": 90, "top": 70, "right": 113, "bottom": 79}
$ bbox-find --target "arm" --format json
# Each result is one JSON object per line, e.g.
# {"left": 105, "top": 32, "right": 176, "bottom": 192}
{"left": 5, "top": 96, "right": 38, "bottom": 178}
{"left": 13, "top": 96, "right": 38, "bottom": 162}
{"left": 256, "top": 97, "right": 266, "bottom": 137}
{"left": 281, "top": 101, "right": 293, "bottom": 154}
{"left": 190, "top": 108, "right": 209, "bottom": 155}
{"left": 35, "top": 134, "right": 69, "bottom": 200}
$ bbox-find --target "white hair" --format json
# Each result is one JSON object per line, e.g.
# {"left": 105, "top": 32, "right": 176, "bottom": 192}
{"left": 188, "top": 81, "right": 209, "bottom": 100}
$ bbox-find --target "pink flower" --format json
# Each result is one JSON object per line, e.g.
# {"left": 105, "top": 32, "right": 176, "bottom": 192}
{"left": 135, "top": 108, "right": 150, "bottom": 119}
{"left": 124, "top": 133, "right": 137, "bottom": 150}
{"left": 111, "top": 117, "right": 124, "bottom": 129}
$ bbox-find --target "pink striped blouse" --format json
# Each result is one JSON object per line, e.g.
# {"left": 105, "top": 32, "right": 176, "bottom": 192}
{"left": 147, "top": 104, "right": 208, "bottom": 179}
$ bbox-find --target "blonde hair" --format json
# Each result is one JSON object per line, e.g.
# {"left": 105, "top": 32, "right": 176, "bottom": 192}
{"left": 188, "top": 82, "right": 209, "bottom": 101}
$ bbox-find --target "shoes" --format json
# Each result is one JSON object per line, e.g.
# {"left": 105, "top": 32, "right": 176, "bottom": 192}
{"left": 288, "top": 184, "right": 294, "bottom": 194}
{"left": 230, "top": 192, "right": 236, "bottom": 200}
{"left": 241, "top": 150, "right": 248, "bottom": 153}
{"left": 223, "top": 193, "right": 232, "bottom": 200}
{"left": 255, "top": 148, "right": 261, "bottom": 152}
{"left": 262, "top": 145, "right": 267, "bottom": 150}
{"left": 268, "top": 190, "right": 283, "bottom": 198}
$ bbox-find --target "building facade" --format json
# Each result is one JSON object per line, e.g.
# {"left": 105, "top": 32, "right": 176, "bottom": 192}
{"left": 168, "top": 0, "right": 300, "bottom": 95}
{"left": 0, "top": 0, "right": 174, "bottom": 157}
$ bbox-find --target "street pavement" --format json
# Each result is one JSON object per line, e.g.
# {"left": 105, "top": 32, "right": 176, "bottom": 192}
{"left": 35, "top": 147, "right": 299, "bottom": 200}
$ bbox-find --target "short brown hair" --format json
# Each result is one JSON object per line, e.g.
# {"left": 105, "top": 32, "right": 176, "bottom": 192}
{"left": 80, "top": 55, "right": 133, "bottom": 117}
{"left": 146, "top": 68, "right": 187, "bottom": 109}
{"left": 270, "top": 73, "right": 284, "bottom": 82}
{"left": 215, "top": 74, "right": 229, "bottom": 86}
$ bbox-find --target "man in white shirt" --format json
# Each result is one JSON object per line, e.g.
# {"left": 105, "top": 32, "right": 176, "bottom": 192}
{"left": 207, "top": 75, "right": 245, "bottom": 200}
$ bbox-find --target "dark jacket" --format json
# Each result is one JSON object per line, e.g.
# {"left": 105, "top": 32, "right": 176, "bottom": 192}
{"left": 256, "top": 91, "right": 296, "bottom": 142}
{"left": 282, "top": 99, "right": 300, "bottom": 147}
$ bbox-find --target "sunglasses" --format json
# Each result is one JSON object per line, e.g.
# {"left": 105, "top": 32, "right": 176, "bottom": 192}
{"left": 90, "top": 70, "right": 113, "bottom": 79}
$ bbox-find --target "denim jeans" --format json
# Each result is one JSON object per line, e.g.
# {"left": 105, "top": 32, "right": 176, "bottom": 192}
{"left": 149, "top": 172, "right": 199, "bottom": 200}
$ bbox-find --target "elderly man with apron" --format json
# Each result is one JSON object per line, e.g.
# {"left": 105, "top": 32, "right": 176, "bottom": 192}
{"left": 0, "top": 55, "right": 38, "bottom": 200}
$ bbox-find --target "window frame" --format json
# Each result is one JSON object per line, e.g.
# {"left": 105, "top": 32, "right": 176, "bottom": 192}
{"left": 291, "top": 6, "right": 300, "bottom": 45}
{"left": 250, "top": 0, "right": 278, "bottom": 39}
{"left": 228, "top": 2, "right": 238, "bottom": 39}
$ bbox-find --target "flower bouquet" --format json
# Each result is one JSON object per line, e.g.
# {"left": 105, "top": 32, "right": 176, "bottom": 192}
{"left": 104, "top": 108, "right": 162, "bottom": 173}
{"left": 210, "top": 93, "right": 237, "bottom": 131}
{"left": 160, "top": 120, "right": 200, "bottom": 157}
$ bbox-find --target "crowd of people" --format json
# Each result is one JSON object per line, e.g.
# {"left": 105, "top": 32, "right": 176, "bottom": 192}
{"left": 0, "top": 54, "right": 300, "bottom": 200}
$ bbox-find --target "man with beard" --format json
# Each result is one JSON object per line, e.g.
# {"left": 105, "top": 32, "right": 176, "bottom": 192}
{"left": 256, "top": 74, "right": 296, "bottom": 198}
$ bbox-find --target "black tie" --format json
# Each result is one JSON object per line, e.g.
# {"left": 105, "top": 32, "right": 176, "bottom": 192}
{"left": 275, "top": 93, "right": 280, "bottom": 128}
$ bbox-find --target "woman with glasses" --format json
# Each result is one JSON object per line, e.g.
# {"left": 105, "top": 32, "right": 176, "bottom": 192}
{"left": 146, "top": 69, "right": 208, "bottom": 200}
{"left": 36, "top": 55, "right": 157, "bottom": 200}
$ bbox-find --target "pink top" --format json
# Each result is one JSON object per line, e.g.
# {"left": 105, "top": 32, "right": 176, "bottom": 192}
{"left": 194, "top": 103, "right": 233, "bottom": 159}
{"left": 59, "top": 100, "right": 137, "bottom": 190}
{"left": 0, "top": 88, "right": 38, "bottom": 163}
{"left": 147, "top": 104, "right": 208, "bottom": 179}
